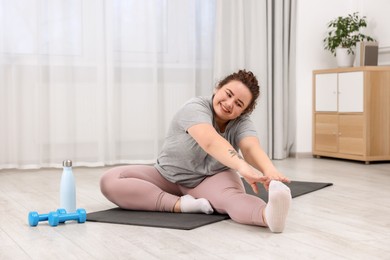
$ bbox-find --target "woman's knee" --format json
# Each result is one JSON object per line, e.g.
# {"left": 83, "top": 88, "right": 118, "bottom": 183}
{"left": 99, "top": 167, "right": 123, "bottom": 197}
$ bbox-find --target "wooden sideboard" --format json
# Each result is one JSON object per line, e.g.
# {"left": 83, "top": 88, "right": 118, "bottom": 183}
{"left": 312, "top": 66, "right": 390, "bottom": 163}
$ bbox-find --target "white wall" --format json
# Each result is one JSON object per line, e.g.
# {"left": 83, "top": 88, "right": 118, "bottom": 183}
{"left": 294, "top": 0, "right": 390, "bottom": 155}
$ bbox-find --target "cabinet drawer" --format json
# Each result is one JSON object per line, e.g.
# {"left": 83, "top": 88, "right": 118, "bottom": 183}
{"left": 338, "top": 115, "right": 364, "bottom": 155}
{"left": 314, "top": 114, "right": 338, "bottom": 152}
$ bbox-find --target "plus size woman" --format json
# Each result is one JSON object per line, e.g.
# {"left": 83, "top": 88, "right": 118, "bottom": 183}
{"left": 100, "top": 69, "right": 292, "bottom": 233}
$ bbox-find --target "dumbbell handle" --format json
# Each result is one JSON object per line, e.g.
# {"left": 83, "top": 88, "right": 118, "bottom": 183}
{"left": 48, "top": 208, "right": 86, "bottom": 227}
{"left": 58, "top": 212, "right": 82, "bottom": 222}
{"left": 36, "top": 213, "right": 50, "bottom": 221}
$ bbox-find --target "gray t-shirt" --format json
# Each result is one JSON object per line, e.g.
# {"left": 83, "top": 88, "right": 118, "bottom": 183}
{"left": 154, "top": 95, "right": 258, "bottom": 188}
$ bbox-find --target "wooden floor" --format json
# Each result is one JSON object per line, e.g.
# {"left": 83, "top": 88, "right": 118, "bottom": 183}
{"left": 1, "top": 157, "right": 389, "bottom": 260}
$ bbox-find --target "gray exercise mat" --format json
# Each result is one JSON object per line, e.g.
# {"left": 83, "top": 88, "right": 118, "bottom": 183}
{"left": 87, "top": 180, "right": 332, "bottom": 230}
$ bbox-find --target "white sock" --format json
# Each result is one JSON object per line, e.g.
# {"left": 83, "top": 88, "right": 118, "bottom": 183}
{"left": 264, "top": 180, "right": 292, "bottom": 233}
{"left": 180, "top": 194, "right": 214, "bottom": 214}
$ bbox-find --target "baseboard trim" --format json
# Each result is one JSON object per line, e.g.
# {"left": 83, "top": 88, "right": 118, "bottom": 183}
{"left": 289, "top": 152, "right": 314, "bottom": 158}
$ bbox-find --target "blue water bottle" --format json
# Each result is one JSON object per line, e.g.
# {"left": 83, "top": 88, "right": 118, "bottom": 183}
{"left": 60, "top": 160, "right": 76, "bottom": 213}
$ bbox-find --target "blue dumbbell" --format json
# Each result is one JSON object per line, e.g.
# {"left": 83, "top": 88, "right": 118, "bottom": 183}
{"left": 48, "top": 208, "right": 87, "bottom": 227}
{"left": 28, "top": 209, "right": 67, "bottom": 227}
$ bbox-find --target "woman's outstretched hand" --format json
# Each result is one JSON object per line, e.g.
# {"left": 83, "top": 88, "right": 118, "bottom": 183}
{"left": 246, "top": 175, "right": 271, "bottom": 194}
{"left": 238, "top": 164, "right": 271, "bottom": 194}
{"left": 263, "top": 168, "right": 290, "bottom": 183}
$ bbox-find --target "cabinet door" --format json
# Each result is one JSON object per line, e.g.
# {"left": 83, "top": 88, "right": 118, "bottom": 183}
{"left": 315, "top": 73, "right": 338, "bottom": 112}
{"left": 338, "top": 72, "right": 364, "bottom": 112}
{"left": 338, "top": 114, "right": 364, "bottom": 155}
{"left": 314, "top": 114, "right": 338, "bottom": 152}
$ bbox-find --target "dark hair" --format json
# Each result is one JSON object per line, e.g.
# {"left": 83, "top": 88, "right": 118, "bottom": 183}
{"left": 217, "top": 69, "right": 260, "bottom": 115}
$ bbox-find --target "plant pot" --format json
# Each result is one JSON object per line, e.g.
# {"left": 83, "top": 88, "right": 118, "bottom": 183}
{"left": 336, "top": 47, "right": 355, "bottom": 67}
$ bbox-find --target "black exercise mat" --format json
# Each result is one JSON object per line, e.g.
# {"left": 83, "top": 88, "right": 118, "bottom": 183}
{"left": 87, "top": 180, "right": 332, "bottom": 229}
{"left": 244, "top": 180, "right": 333, "bottom": 203}
{"left": 87, "top": 208, "right": 229, "bottom": 230}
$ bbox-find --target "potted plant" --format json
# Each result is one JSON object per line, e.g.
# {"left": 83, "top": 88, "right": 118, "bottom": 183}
{"left": 323, "top": 12, "right": 376, "bottom": 67}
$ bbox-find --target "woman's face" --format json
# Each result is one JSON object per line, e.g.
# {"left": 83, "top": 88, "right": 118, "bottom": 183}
{"left": 213, "top": 80, "right": 252, "bottom": 123}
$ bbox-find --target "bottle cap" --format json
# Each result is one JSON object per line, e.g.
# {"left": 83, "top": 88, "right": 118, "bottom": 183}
{"left": 63, "top": 160, "right": 72, "bottom": 167}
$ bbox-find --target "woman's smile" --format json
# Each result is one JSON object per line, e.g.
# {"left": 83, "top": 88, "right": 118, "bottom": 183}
{"left": 220, "top": 103, "right": 231, "bottom": 114}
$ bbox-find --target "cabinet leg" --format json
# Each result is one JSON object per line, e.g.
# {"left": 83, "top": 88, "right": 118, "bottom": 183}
{"left": 365, "top": 161, "right": 370, "bottom": 165}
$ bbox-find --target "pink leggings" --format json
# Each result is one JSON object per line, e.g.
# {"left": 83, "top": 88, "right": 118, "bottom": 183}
{"left": 100, "top": 165, "right": 266, "bottom": 226}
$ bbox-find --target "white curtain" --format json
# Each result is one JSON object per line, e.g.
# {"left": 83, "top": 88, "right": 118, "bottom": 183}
{"left": 214, "top": 0, "right": 270, "bottom": 154}
{"left": 214, "top": 0, "right": 296, "bottom": 159}
{"left": 0, "top": 0, "right": 216, "bottom": 169}
{"left": 270, "top": 0, "right": 296, "bottom": 159}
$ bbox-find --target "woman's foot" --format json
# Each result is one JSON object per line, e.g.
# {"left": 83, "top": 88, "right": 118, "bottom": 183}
{"left": 264, "top": 180, "right": 291, "bottom": 233}
{"left": 177, "top": 194, "right": 214, "bottom": 214}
